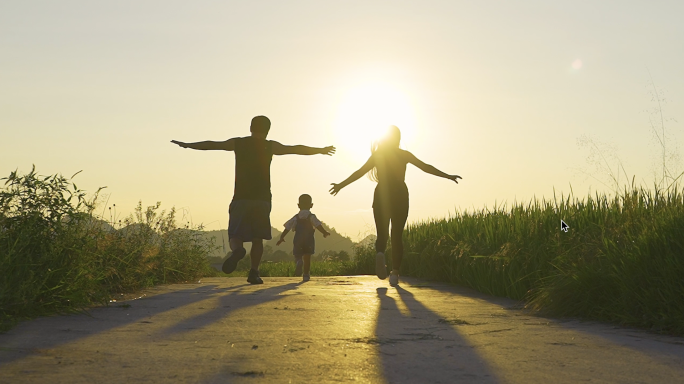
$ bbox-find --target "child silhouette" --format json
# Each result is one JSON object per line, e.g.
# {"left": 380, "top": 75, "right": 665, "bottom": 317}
{"left": 277, "top": 194, "right": 330, "bottom": 282}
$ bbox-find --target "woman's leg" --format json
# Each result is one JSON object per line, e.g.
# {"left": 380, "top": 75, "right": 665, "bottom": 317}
{"left": 390, "top": 220, "right": 406, "bottom": 271}
{"left": 390, "top": 189, "right": 409, "bottom": 272}
{"left": 373, "top": 188, "right": 391, "bottom": 279}
{"left": 373, "top": 190, "right": 391, "bottom": 254}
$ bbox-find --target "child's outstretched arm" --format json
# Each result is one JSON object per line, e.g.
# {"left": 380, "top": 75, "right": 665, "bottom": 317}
{"left": 406, "top": 151, "right": 462, "bottom": 183}
{"left": 329, "top": 156, "right": 375, "bottom": 195}
{"left": 316, "top": 225, "right": 330, "bottom": 238}
{"left": 276, "top": 229, "right": 291, "bottom": 246}
{"left": 272, "top": 142, "right": 336, "bottom": 156}
{"left": 171, "top": 138, "right": 236, "bottom": 151}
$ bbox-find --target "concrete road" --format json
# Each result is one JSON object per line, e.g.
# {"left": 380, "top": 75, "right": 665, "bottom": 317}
{"left": 1, "top": 276, "right": 683, "bottom": 383}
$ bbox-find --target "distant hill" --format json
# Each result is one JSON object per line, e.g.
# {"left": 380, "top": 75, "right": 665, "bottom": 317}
{"left": 201, "top": 223, "right": 356, "bottom": 259}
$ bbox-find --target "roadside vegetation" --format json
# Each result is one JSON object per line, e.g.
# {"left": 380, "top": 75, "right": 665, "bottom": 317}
{"left": 0, "top": 167, "right": 217, "bottom": 332}
{"left": 396, "top": 185, "right": 684, "bottom": 335}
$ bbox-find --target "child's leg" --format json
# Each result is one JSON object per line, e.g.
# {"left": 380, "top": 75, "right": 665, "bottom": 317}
{"left": 302, "top": 254, "right": 312, "bottom": 276}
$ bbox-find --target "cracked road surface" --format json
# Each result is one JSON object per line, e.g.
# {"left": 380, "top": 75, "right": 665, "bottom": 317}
{"left": 1, "top": 276, "right": 684, "bottom": 383}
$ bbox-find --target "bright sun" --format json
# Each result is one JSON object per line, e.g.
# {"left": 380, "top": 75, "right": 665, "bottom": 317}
{"left": 334, "top": 83, "right": 417, "bottom": 164}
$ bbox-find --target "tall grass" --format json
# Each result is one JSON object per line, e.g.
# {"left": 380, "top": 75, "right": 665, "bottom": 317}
{"left": 397, "top": 186, "right": 684, "bottom": 335}
{"left": 0, "top": 168, "right": 217, "bottom": 332}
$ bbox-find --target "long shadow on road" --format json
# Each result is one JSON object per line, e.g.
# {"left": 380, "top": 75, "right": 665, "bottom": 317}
{"left": 155, "top": 282, "right": 301, "bottom": 337}
{"left": 0, "top": 283, "right": 241, "bottom": 364}
{"left": 375, "top": 286, "right": 503, "bottom": 384}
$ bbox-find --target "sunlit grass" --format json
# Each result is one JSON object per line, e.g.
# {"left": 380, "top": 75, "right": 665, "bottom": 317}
{"left": 398, "top": 186, "right": 684, "bottom": 335}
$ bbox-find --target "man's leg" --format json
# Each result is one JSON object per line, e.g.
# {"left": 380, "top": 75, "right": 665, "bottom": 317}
{"left": 250, "top": 238, "right": 263, "bottom": 271}
{"left": 229, "top": 237, "right": 244, "bottom": 252}
{"left": 223, "top": 201, "right": 248, "bottom": 274}
{"left": 246, "top": 239, "right": 265, "bottom": 284}
{"left": 222, "top": 236, "right": 247, "bottom": 274}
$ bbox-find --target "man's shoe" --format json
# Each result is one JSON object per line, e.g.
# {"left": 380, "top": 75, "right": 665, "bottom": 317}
{"left": 294, "top": 259, "right": 303, "bottom": 277}
{"left": 375, "top": 252, "right": 388, "bottom": 280}
{"left": 247, "top": 269, "right": 264, "bottom": 284}
{"left": 222, "top": 247, "right": 246, "bottom": 274}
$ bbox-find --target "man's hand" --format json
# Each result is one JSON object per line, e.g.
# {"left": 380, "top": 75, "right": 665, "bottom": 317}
{"left": 321, "top": 146, "right": 336, "bottom": 156}
{"left": 171, "top": 140, "right": 189, "bottom": 148}
{"left": 449, "top": 175, "right": 462, "bottom": 184}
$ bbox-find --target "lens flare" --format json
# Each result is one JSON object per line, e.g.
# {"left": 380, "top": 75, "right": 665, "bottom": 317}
{"left": 572, "top": 59, "right": 583, "bottom": 70}
{"left": 334, "top": 83, "right": 417, "bottom": 164}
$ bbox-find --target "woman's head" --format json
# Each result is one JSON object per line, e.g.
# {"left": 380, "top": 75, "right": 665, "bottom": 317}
{"left": 378, "top": 125, "right": 401, "bottom": 149}
{"left": 372, "top": 125, "right": 401, "bottom": 153}
{"left": 368, "top": 125, "right": 402, "bottom": 182}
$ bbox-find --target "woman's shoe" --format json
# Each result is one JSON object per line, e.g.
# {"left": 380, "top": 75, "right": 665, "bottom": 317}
{"left": 389, "top": 272, "right": 399, "bottom": 287}
{"left": 375, "top": 252, "right": 388, "bottom": 280}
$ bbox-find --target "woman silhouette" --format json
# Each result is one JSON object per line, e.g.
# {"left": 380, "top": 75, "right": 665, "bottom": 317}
{"left": 330, "top": 126, "right": 461, "bottom": 286}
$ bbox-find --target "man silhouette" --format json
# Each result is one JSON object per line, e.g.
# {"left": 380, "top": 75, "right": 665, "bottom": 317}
{"left": 172, "top": 116, "right": 335, "bottom": 284}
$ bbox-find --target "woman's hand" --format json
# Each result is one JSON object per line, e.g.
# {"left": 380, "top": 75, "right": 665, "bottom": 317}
{"left": 329, "top": 183, "right": 344, "bottom": 196}
{"left": 449, "top": 175, "right": 462, "bottom": 184}
{"left": 171, "top": 140, "right": 188, "bottom": 148}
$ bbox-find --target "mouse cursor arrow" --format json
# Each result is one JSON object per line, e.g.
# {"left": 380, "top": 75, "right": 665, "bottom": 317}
{"left": 561, "top": 220, "right": 569, "bottom": 232}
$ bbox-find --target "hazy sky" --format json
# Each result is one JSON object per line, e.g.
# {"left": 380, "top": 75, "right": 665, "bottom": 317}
{"left": 2, "top": 1, "right": 683, "bottom": 240}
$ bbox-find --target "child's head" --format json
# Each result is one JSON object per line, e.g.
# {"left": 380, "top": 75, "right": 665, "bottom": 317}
{"left": 298, "top": 194, "right": 313, "bottom": 210}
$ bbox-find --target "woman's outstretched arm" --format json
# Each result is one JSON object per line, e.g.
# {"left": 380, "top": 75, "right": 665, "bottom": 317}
{"left": 406, "top": 151, "right": 462, "bottom": 183}
{"left": 329, "top": 156, "right": 375, "bottom": 195}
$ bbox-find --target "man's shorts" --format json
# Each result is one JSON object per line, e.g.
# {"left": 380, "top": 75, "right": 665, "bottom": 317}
{"left": 228, "top": 200, "right": 272, "bottom": 241}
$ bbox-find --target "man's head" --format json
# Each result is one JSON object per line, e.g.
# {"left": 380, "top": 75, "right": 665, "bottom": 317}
{"left": 298, "top": 194, "right": 313, "bottom": 210}
{"left": 250, "top": 116, "right": 271, "bottom": 139}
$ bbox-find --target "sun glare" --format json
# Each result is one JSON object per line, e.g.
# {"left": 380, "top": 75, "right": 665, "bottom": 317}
{"left": 334, "top": 83, "right": 417, "bottom": 164}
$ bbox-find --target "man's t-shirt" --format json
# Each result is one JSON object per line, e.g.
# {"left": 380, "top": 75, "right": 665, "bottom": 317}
{"left": 233, "top": 136, "right": 273, "bottom": 202}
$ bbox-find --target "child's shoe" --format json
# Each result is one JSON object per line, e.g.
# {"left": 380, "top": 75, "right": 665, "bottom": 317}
{"left": 294, "top": 259, "right": 303, "bottom": 277}
{"left": 389, "top": 271, "right": 399, "bottom": 287}
{"left": 247, "top": 269, "right": 264, "bottom": 284}
{"left": 302, "top": 274, "right": 310, "bottom": 282}
{"left": 375, "top": 252, "right": 387, "bottom": 280}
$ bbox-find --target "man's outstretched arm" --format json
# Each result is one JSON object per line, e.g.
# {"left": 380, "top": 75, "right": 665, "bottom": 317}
{"left": 271, "top": 142, "right": 335, "bottom": 156}
{"left": 171, "top": 139, "right": 235, "bottom": 151}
